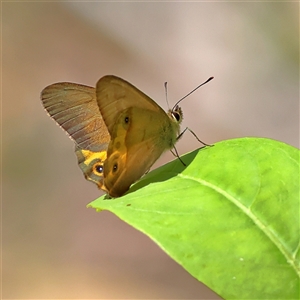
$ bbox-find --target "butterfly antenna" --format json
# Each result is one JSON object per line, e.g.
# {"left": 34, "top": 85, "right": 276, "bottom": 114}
{"left": 164, "top": 81, "right": 171, "bottom": 109}
{"left": 172, "top": 76, "right": 214, "bottom": 110}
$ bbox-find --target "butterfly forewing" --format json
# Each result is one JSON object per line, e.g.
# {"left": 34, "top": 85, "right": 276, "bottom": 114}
{"left": 41, "top": 83, "right": 110, "bottom": 150}
{"left": 41, "top": 82, "right": 110, "bottom": 192}
{"left": 96, "top": 76, "right": 166, "bottom": 136}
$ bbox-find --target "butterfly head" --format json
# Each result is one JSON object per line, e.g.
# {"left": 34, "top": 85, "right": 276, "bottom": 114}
{"left": 169, "top": 105, "right": 183, "bottom": 124}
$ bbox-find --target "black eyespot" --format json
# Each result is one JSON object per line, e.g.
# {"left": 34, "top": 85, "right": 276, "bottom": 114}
{"left": 113, "top": 163, "right": 118, "bottom": 172}
{"left": 124, "top": 116, "right": 129, "bottom": 123}
{"left": 172, "top": 112, "right": 181, "bottom": 122}
{"left": 95, "top": 164, "right": 103, "bottom": 174}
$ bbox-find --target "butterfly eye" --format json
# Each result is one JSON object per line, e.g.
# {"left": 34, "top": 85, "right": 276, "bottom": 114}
{"left": 95, "top": 164, "right": 103, "bottom": 174}
{"left": 172, "top": 111, "right": 181, "bottom": 122}
{"left": 113, "top": 163, "right": 118, "bottom": 172}
{"left": 124, "top": 116, "right": 129, "bottom": 124}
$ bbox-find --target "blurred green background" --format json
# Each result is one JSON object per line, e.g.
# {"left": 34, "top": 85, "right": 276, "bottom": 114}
{"left": 2, "top": 2, "right": 298, "bottom": 299}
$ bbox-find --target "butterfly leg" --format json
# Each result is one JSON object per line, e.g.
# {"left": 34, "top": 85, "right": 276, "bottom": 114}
{"left": 170, "top": 128, "right": 213, "bottom": 167}
{"left": 171, "top": 146, "right": 186, "bottom": 166}
{"left": 170, "top": 149, "right": 176, "bottom": 157}
{"left": 177, "top": 127, "right": 212, "bottom": 147}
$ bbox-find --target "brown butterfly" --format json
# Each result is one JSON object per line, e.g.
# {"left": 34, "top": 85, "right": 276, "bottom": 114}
{"left": 41, "top": 76, "right": 212, "bottom": 198}
{"left": 41, "top": 83, "right": 110, "bottom": 192}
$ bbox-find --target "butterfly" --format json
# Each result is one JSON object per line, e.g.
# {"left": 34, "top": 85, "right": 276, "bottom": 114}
{"left": 41, "top": 83, "right": 110, "bottom": 193}
{"left": 41, "top": 75, "right": 212, "bottom": 198}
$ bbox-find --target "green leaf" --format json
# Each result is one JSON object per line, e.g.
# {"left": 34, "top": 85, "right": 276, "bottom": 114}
{"left": 88, "top": 137, "right": 300, "bottom": 299}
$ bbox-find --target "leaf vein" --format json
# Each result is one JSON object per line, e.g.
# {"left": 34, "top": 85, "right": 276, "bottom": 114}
{"left": 179, "top": 174, "right": 300, "bottom": 277}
